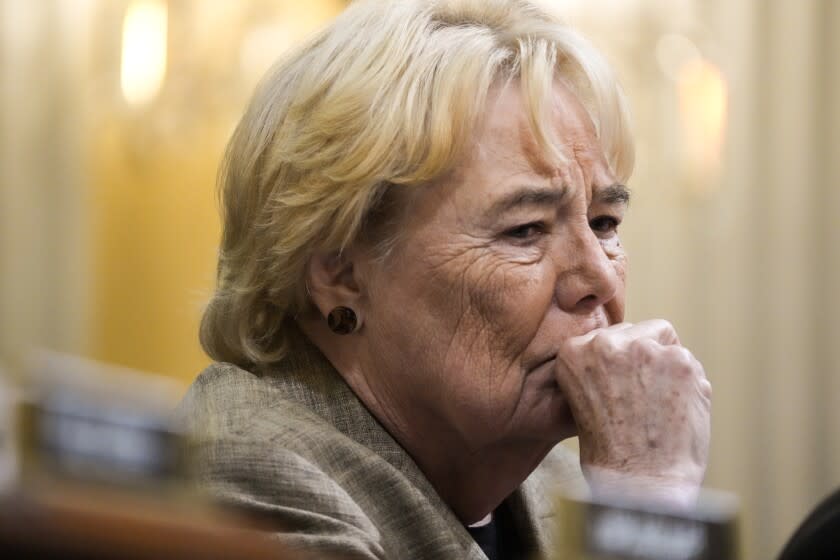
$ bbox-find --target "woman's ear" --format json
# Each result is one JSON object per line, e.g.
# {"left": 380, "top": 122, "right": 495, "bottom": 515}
{"left": 305, "top": 250, "right": 364, "bottom": 319}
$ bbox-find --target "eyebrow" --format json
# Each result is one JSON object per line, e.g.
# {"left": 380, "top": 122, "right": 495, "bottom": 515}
{"left": 486, "top": 182, "right": 631, "bottom": 220}
{"left": 595, "top": 183, "right": 632, "bottom": 206}
{"left": 486, "top": 186, "right": 569, "bottom": 220}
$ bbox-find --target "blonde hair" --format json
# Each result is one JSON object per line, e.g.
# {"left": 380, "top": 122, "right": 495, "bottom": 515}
{"left": 201, "top": 0, "right": 635, "bottom": 368}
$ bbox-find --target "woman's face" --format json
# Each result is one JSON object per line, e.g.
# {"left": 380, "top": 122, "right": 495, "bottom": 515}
{"left": 359, "top": 80, "right": 629, "bottom": 450}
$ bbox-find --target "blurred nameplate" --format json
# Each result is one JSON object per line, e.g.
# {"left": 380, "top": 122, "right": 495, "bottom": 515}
{"left": 554, "top": 488, "right": 739, "bottom": 560}
{"left": 13, "top": 351, "right": 193, "bottom": 494}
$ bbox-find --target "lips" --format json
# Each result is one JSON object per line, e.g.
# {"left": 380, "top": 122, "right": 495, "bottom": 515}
{"left": 528, "top": 355, "right": 560, "bottom": 390}
{"left": 524, "top": 354, "right": 558, "bottom": 381}
{"left": 525, "top": 316, "right": 609, "bottom": 373}
{"left": 531, "top": 354, "right": 557, "bottom": 372}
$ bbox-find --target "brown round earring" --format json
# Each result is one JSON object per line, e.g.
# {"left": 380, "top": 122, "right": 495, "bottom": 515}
{"left": 327, "top": 306, "right": 359, "bottom": 335}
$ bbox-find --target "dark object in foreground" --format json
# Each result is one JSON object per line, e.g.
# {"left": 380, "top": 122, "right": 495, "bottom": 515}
{"left": 0, "top": 489, "right": 296, "bottom": 560}
{"left": 778, "top": 487, "right": 840, "bottom": 560}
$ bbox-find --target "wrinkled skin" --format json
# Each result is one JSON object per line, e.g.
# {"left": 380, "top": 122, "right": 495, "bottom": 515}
{"left": 556, "top": 320, "right": 711, "bottom": 506}
{"left": 303, "top": 79, "right": 711, "bottom": 522}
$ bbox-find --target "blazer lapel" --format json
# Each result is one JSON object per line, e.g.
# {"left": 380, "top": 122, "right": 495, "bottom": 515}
{"left": 262, "top": 328, "right": 489, "bottom": 559}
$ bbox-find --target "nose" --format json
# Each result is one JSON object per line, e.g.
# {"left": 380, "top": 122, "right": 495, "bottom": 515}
{"left": 553, "top": 228, "right": 620, "bottom": 315}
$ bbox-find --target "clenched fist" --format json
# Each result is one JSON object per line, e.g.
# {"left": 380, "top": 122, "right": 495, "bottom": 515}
{"left": 554, "top": 320, "right": 712, "bottom": 507}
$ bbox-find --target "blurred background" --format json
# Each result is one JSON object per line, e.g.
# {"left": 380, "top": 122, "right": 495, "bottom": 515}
{"left": 0, "top": 0, "right": 837, "bottom": 557}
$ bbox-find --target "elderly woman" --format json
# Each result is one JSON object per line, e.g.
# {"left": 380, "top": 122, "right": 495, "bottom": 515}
{"left": 178, "top": 0, "right": 712, "bottom": 558}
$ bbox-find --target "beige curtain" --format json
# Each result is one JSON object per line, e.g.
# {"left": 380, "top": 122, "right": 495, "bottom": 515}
{"left": 704, "top": 0, "right": 840, "bottom": 557}
{"left": 0, "top": 0, "right": 93, "bottom": 372}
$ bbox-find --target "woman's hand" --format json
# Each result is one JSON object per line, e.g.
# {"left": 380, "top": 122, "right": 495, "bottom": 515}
{"left": 553, "top": 320, "right": 712, "bottom": 507}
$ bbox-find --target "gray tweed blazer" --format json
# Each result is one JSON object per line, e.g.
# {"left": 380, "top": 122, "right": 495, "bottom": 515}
{"left": 177, "top": 332, "right": 585, "bottom": 559}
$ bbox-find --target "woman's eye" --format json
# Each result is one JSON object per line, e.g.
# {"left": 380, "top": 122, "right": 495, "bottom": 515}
{"left": 590, "top": 215, "right": 620, "bottom": 234}
{"left": 503, "top": 222, "right": 545, "bottom": 241}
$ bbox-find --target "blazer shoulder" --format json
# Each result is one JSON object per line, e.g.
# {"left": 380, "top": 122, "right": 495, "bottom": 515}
{"left": 181, "top": 361, "right": 264, "bottom": 407}
{"left": 180, "top": 363, "right": 387, "bottom": 558}
{"left": 176, "top": 362, "right": 290, "bottom": 435}
{"left": 200, "top": 435, "right": 386, "bottom": 559}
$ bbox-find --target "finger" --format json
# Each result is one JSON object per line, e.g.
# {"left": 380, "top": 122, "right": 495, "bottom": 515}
{"left": 620, "top": 319, "right": 681, "bottom": 346}
{"left": 659, "top": 344, "right": 707, "bottom": 381}
{"left": 573, "top": 322, "right": 634, "bottom": 345}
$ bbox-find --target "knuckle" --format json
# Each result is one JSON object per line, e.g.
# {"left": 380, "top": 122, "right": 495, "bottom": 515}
{"left": 652, "top": 318, "right": 674, "bottom": 330}
{"left": 647, "top": 318, "right": 674, "bottom": 334}
{"left": 675, "top": 346, "right": 695, "bottom": 365}
{"left": 628, "top": 335, "right": 655, "bottom": 349}
{"left": 647, "top": 318, "right": 679, "bottom": 343}
{"left": 591, "top": 331, "right": 619, "bottom": 353}
{"left": 627, "top": 336, "right": 656, "bottom": 359}
{"left": 700, "top": 379, "right": 713, "bottom": 400}
{"left": 561, "top": 334, "right": 587, "bottom": 357}
{"left": 663, "top": 345, "right": 695, "bottom": 369}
